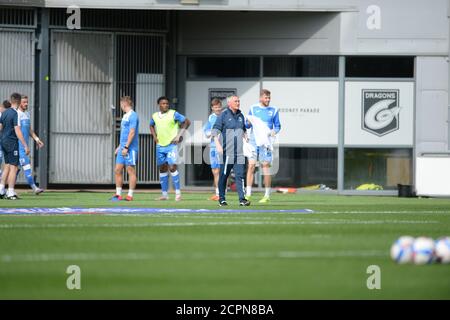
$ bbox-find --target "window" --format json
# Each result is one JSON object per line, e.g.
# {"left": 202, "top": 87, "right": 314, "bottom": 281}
{"left": 187, "top": 57, "right": 260, "bottom": 78}
{"left": 344, "top": 148, "right": 412, "bottom": 190}
{"left": 185, "top": 145, "right": 217, "bottom": 187}
{"left": 346, "top": 56, "right": 414, "bottom": 78}
{"left": 273, "top": 147, "right": 337, "bottom": 189}
{"left": 263, "top": 56, "right": 339, "bottom": 77}
{"left": 185, "top": 146, "right": 337, "bottom": 189}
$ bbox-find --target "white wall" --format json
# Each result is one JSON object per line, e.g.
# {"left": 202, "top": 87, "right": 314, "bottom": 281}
{"left": 262, "top": 81, "right": 339, "bottom": 145}
{"left": 185, "top": 80, "right": 340, "bottom": 146}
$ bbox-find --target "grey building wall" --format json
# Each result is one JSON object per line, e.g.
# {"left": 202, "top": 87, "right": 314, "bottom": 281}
{"left": 38, "top": 0, "right": 448, "bottom": 57}
{"left": 174, "top": 0, "right": 450, "bottom": 158}
{"left": 0, "top": 29, "right": 35, "bottom": 184}
{"left": 176, "top": 1, "right": 448, "bottom": 55}
{"left": 415, "top": 57, "right": 449, "bottom": 156}
{"left": 49, "top": 31, "right": 114, "bottom": 184}
{"left": 1, "top": 1, "right": 449, "bottom": 187}
{"left": 177, "top": 11, "right": 341, "bottom": 55}
{"left": 0, "top": 30, "right": 34, "bottom": 104}
{"left": 340, "top": 0, "right": 448, "bottom": 55}
{"left": 0, "top": 8, "right": 169, "bottom": 186}
{"left": 42, "top": 0, "right": 357, "bottom": 10}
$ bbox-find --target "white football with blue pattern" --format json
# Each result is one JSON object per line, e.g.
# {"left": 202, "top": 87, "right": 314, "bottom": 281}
{"left": 412, "top": 237, "right": 435, "bottom": 265}
{"left": 390, "top": 236, "right": 415, "bottom": 264}
{"left": 435, "top": 237, "right": 450, "bottom": 264}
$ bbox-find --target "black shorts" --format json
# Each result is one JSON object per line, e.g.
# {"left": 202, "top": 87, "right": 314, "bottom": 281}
{"left": 1, "top": 141, "right": 19, "bottom": 166}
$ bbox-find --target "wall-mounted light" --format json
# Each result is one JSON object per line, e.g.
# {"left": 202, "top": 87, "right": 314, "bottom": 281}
{"left": 180, "top": 0, "right": 200, "bottom": 4}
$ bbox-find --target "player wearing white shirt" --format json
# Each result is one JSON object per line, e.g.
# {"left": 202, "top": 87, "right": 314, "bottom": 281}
{"left": 17, "top": 96, "right": 44, "bottom": 194}
{"left": 245, "top": 89, "right": 281, "bottom": 203}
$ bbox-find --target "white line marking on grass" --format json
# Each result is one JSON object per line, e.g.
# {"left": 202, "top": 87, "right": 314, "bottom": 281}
{"left": 0, "top": 220, "right": 438, "bottom": 229}
{"left": 0, "top": 250, "right": 387, "bottom": 263}
{"left": 0, "top": 210, "right": 448, "bottom": 219}
{"left": 2, "top": 214, "right": 437, "bottom": 222}
{"left": 0, "top": 208, "right": 315, "bottom": 215}
{"left": 321, "top": 211, "right": 450, "bottom": 214}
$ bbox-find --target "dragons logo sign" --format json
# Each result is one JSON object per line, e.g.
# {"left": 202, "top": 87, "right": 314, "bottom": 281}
{"left": 362, "top": 89, "right": 401, "bottom": 136}
{"left": 208, "top": 88, "right": 237, "bottom": 112}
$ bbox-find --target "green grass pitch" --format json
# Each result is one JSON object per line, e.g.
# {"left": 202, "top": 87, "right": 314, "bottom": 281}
{"left": 0, "top": 191, "right": 449, "bottom": 299}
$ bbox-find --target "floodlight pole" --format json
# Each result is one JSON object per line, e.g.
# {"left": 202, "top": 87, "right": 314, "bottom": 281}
{"left": 337, "top": 56, "right": 346, "bottom": 193}
{"left": 37, "top": 8, "right": 50, "bottom": 190}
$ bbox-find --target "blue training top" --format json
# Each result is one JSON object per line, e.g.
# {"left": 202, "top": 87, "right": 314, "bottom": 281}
{"left": 17, "top": 109, "right": 31, "bottom": 152}
{"left": 120, "top": 110, "right": 139, "bottom": 150}
{"left": 203, "top": 113, "right": 219, "bottom": 149}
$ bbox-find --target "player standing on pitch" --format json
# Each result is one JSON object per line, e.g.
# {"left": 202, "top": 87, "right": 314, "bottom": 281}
{"left": 0, "top": 100, "right": 8, "bottom": 179}
{"left": 0, "top": 93, "right": 30, "bottom": 199}
{"left": 212, "top": 95, "right": 250, "bottom": 207}
{"left": 245, "top": 89, "right": 281, "bottom": 203}
{"left": 111, "top": 96, "right": 139, "bottom": 201}
{"left": 16, "top": 95, "right": 44, "bottom": 195}
{"left": 150, "top": 96, "right": 190, "bottom": 201}
{"left": 203, "top": 98, "right": 223, "bottom": 201}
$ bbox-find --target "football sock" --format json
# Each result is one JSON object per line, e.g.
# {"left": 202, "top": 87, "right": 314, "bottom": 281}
{"left": 22, "top": 165, "right": 36, "bottom": 190}
{"left": 7, "top": 188, "right": 15, "bottom": 197}
{"left": 170, "top": 170, "right": 181, "bottom": 192}
{"left": 160, "top": 172, "right": 169, "bottom": 193}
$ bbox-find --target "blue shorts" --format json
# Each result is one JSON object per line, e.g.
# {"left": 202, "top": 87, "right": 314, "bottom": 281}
{"left": 19, "top": 148, "right": 32, "bottom": 170}
{"left": 116, "top": 147, "right": 138, "bottom": 166}
{"left": 248, "top": 141, "right": 273, "bottom": 164}
{"left": 209, "top": 148, "right": 221, "bottom": 169}
{"left": 156, "top": 144, "right": 178, "bottom": 166}
{"left": 1, "top": 141, "right": 19, "bottom": 166}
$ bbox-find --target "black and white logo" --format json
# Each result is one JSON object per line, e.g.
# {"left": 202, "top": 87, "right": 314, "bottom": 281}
{"left": 362, "top": 89, "right": 401, "bottom": 137}
{"left": 208, "top": 88, "right": 237, "bottom": 112}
